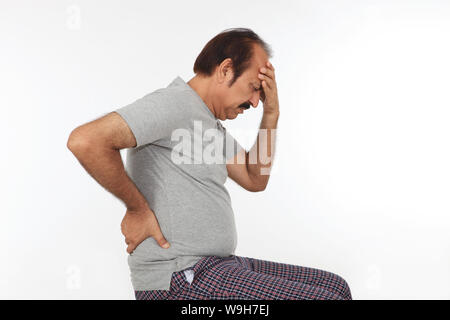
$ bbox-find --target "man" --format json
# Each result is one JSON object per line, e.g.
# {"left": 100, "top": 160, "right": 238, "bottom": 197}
{"left": 67, "top": 28, "right": 352, "bottom": 300}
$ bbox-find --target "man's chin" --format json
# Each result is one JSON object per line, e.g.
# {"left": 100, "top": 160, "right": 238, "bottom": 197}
{"left": 228, "top": 113, "right": 239, "bottom": 120}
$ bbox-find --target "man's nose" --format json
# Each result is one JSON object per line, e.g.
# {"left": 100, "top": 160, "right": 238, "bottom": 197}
{"left": 249, "top": 92, "right": 260, "bottom": 108}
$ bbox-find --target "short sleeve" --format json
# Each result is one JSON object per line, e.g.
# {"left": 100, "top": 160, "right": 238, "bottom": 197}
{"left": 114, "top": 90, "right": 185, "bottom": 149}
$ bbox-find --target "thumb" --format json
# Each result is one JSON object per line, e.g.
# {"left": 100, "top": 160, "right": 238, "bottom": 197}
{"left": 154, "top": 232, "right": 170, "bottom": 249}
{"left": 127, "top": 242, "right": 137, "bottom": 254}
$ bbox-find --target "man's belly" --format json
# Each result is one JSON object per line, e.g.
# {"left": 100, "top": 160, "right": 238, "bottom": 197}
{"left": 128, "top": 207, "right": 238, "bottom": 265}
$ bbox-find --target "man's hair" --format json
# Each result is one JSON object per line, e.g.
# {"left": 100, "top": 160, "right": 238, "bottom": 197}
{"left": 193, "top": 28, "right": 273, "bottom": 87}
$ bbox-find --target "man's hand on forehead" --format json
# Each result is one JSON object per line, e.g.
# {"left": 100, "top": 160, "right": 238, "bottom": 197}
{"left": 257, "top": 61, "right": 278, "bottom": 113}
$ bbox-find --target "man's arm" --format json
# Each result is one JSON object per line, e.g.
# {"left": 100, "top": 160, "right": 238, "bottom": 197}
{"left": 67, "top": 112, "right": 146, "bottom": 210}
{"left": 226, "top": 112, "right": 279, "bottom": 192}
{"left": 226, "top": 61, "right": 279, "bottom": 192}
{"left": 67, "top": 111, "right": 170, "bottom": 252}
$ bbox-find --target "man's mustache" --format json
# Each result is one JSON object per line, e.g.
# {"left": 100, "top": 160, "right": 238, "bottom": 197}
{"left": 238, "top": 102, "right": 251, "bottom": 109}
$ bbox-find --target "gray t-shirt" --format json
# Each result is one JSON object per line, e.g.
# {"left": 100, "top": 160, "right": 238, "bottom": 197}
{"left": 114, "top": 76, "right": 243, "bottom": 291}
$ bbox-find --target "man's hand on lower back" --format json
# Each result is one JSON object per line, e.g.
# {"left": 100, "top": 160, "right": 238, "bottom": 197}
{"left": 120, "top": 205, "right": 170, "bottom": 254}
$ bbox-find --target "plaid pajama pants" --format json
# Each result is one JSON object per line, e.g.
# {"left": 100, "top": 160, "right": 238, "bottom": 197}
{"left": 135, "top": 255, "right": 352, "bottom": 300}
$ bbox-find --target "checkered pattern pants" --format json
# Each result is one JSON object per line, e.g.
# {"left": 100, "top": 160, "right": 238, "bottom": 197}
{"left": 135, "top": 255, "right": 352, "bottom": 300}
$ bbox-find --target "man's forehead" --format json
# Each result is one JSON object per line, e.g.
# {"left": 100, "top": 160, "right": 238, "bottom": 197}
{"left": 253, "top": 45, "right": 269, "bottom": 67}
{"left": 247, "top": 45, "right": 269, "bottom": 85}
{"left": 249, "top": 62, "right": 265, "bottom": 86}
{"left": 251, "top": 56, "right": 268, "bottom": 71}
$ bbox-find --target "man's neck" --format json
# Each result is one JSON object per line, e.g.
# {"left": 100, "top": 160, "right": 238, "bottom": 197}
{"left": 187, "top": 75, "right": 218, "bottom": 119}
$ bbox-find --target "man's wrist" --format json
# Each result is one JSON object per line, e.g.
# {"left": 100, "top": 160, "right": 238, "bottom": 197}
{"left": 262, "top": 110, "right": 280, "bottom": 120}
{"left": 126, "top": 198, "right": 149, "bottom": 212}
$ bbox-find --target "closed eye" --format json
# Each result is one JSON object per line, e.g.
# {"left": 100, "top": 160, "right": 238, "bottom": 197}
{"left": 251, "top": 83, "right": 262, "bottom": 92}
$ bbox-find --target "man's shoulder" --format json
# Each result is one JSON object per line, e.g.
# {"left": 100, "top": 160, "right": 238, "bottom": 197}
{"left": 132, "top": 84, "right": 188, "bottom": 113}
{"left": 146, "top": 84, "right": 192, "bottom": 105}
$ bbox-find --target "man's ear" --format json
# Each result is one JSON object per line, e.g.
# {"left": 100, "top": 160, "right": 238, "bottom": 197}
{"left": 217, "top": 58, "right": 234, "bottom": 84}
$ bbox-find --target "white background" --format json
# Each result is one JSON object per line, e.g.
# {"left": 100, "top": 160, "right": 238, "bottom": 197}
{"left": 1, "top": 0, "right": 449, "bottom": 299}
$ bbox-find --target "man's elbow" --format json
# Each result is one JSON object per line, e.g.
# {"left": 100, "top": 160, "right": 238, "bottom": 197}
{"left": 253, "top": 186, "right": 266, "bottom": 192}
{"left": 247, "top": 182, "right": 267, "bottom": 192}
{"left": 67, "top": 127, "right": 91, "bottom": 155}
{"left": 244, "top": 173, "right": 269, "bottom": 192}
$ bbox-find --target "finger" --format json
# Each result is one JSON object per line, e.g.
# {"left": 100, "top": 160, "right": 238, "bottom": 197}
{"left": 258, "top": 73, "right": 273, "bottom": 90}
{"left": 259, "top": 88, "right": 266, "bottom": 102}
{"left": 127, "top": 243, "right": 136, "bottom": 254}
{"left": 261, "top": 63, "right": 275, "bottom": 80}
{"left": 266, "top": 61, "right": 275, "bottom": 74}
{"left": 153, "top": 232, "right": 170, "bottom": 249}
{"left": 260, "top": 67, "right": 275, "bottom": 81}
{"left": 261, "top": 80, "right": 270, "bottom": 93}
